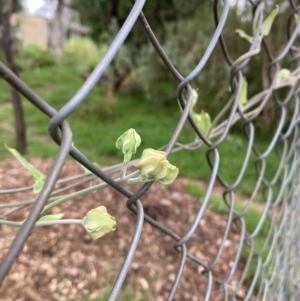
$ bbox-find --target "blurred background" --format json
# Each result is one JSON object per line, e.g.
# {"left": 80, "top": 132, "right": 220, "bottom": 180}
{"left": 0, "top": 0, "right": 289, "bottom": 195}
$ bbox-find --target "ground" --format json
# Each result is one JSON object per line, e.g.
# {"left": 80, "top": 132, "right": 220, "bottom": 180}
{"left": 0, "top": 158, "right": 249, "bottom": 301}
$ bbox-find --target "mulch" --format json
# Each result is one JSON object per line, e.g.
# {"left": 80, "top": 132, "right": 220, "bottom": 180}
{"left": 0, "top": 158, "right": 249, "bottom": 301}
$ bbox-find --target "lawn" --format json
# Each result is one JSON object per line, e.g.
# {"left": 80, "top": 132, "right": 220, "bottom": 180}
{"left": 0, "top": 65, "right": 281, "bottom": 198}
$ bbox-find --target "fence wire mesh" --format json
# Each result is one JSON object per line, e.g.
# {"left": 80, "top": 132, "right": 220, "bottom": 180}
{"left": 1, "top": 0, "right": 300, "bottom": 300}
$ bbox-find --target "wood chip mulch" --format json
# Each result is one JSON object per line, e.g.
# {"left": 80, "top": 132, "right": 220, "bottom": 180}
{"left": 0, "top": 158, "right": 249, "bottom": 301}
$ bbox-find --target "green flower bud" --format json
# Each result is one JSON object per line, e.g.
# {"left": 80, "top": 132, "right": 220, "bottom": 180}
{"left": 83, "top": 206, "right": 116, "bottom": 240}
{"left": 134, "top": 156, "right": 162, "bottom": 179}
{"left": 116, "top": 129, "right": 141, "bottom": 177}
{"left": 159, "top": 165, "right": 179, "bottom": 185}
{"left": 134, "top": 148, "right": 179, "bottom": 185}
{"left": 116, "top": 128, "right": 141, "bottom": 156}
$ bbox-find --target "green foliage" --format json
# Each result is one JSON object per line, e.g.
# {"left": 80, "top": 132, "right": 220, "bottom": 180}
{"left": 62, "top": 38, "right": 107, "bottom": 73}
{"left": 16, "top": 44, "right": 57, "bottom": 70}
{"left": 192, "top": 111, "right": 211, "bottom": 136}
{"left": 135, "top": 5, "right": 241, "bottom": 113}
{"left": 235, "top": 29, "right": 253, "bottom": 43}
{"left": 5, "top": 144, "right": 44, "bottom": 193}
{"left": 72, "top": 0, "right": 185, "bottom": 43}
{"left": 260, "top": 5, "right": 279, "bottom": 37}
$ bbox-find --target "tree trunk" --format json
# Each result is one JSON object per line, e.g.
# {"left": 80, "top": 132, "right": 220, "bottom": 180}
{"left": 48, "top": 0, "right": 72, "bottom": 53}
{"left": 2, "top": 0, "right": 27, "bottom": 154}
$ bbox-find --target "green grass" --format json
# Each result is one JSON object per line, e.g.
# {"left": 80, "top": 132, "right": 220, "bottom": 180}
{"left": 0, "top": 65, "right": 282, "bottom": 198}
{"left": 185, "top": 183, "right": 270, "bottom": 236}
{"left": 80, "top": 282, "right": 143, "bottom": 301}
{"left": 84, "top": 287, "right": 142, "bottom": 301}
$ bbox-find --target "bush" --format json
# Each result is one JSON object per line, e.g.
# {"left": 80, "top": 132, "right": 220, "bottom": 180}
{"left": 16, "top": 44, "right": 57, "bottom": 70}
{"left": 62, "top": 38, "right": 107, "bottom": 73}
{"left": 135, "top": 7, "right": 245, "bottom": 114}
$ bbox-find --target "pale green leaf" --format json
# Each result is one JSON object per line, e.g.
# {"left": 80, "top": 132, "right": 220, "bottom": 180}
{"left": 236, "top": 29, "right": 253, "bottom": 43}
{"left": 133, "top": 148, "right": 178, "bottom": 184}
{"left": 276, "top": 69, "right": 291, "bottom": 84}
{"left": 159, "top": 165, "right": 179, "bottom": 185}
{"left": 295, "top": 14, "right": 300, "bottom": 36}
{"left": 134, "top": 156, "right": 161, "bottom": 178}
{"left": 192, "top": 89, "right": 198, "bottom": 109}
{"left": 192, "top": 111, "right": 212, "bottom": 135}
{"left": 239, "top": 77, "right": 248, "bottom": 108}
{"left": 276, "top": 69, "right": 296, "bottom": 86}
{"left": 5, "top": 145, "right": 44, "bottom": 180}
{"left": 38, "top": 213, "right": 64, "bottom": 222}
{"left": 260, "top": 5, "right": 279, "bottom": 37}
{"left": 5, "top": 144, "right": 44, "bottom": 193}
{"left": 147, "top": 159, "right": 169, "bottom": 179}
{"left": 140, "top": 148, "right": 166, "bottom": 161}
{"left": 33, "top": 179, "right": 44, "bottom": 194}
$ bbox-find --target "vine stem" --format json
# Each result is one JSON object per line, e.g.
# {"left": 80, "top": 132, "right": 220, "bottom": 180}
{"left": 42, "top": 170, "right": 140, "bottom": 213}
{"left": 0, "top": 218, "right": 83, "bottom": 227}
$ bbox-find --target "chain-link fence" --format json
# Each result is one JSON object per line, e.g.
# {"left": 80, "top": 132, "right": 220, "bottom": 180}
{"left": 1, "top": 0, "right": 300, "bottom": 300}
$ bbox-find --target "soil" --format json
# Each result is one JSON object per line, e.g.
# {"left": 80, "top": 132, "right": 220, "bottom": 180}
{"left": 0, "top": 158, "right": 250, "bottom": 301}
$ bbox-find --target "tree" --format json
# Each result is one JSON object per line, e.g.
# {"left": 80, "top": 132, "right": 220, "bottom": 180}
{"left": 2, "top": 0, "right": 27, "bottom": 153}
{"left": 69, "top": 0, "right": 205, "bottom": 93}
{"left": 48, "top": 0, "right": 73, "bottom": 53}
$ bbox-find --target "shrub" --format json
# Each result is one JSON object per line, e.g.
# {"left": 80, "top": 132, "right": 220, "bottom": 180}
{"left": 135, "top": 8, "right": 245, "bottom": 114}
{"left": 16, "top": 44, "right": 57, "bottom": 70}
{"left": 62, "top": 38, "right": 107, "bottom": 73}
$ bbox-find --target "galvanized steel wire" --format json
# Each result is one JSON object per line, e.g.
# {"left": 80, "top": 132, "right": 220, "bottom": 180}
{"left": 1, "top": 0, "right": 300, "bottom": 300}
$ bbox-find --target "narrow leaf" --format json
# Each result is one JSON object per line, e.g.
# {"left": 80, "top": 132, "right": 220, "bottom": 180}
{"left": 239, "top": 77, "right": 248, "bottom": 108}
{"left": 5, "top": 145, "right": 44, "bottom": 180}
{"left": 295, "top": 14, "right": 300, "bottom": 36}
{"left": 192, "top": 89, "right": 198, "bottom": 109}
{"left": 38, "top": 213, "right": 64, "bottom": 222}
{"left": 33, "top": 179, "right": 44, "bottom": 194}
{"left": 260, "top": 5, "right": 279, "bottom": 37}
{"left": 236, "top": 29, "right": 253, "bottom": 43}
